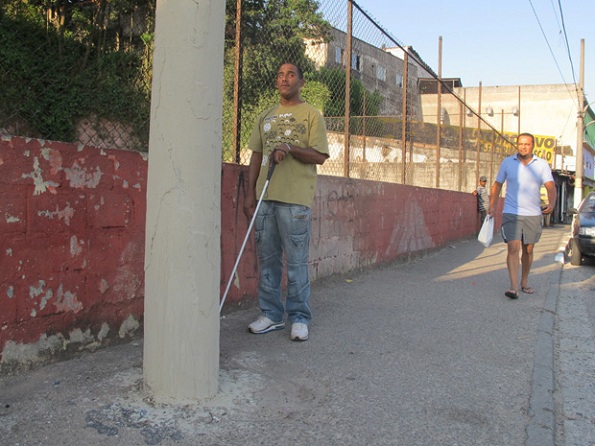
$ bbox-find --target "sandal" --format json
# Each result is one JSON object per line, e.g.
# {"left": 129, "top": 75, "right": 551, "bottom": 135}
{"left": 521, "top": 286, "right": 535, "bottom": 294}
{"left": 505, "top": 290, "right": 519, "bottom": 299}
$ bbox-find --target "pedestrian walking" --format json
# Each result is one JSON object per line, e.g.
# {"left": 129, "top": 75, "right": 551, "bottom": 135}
{"left": 243, "top": 62, "right": 329, "bottom": 341}
{"left": 488, "top": 133, "right": 556, "bottom": 299}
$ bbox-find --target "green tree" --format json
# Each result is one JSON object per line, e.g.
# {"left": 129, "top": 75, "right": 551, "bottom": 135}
{"left": 313, "top": 67, "right": 384, "bottom": 135}
{"left": 0, "top": 0, "right": 153, "bottom": 148}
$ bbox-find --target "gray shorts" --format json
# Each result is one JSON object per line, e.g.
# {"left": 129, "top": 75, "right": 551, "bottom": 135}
{"left": 501, "top": 213, "right": 543, "bottom": 244}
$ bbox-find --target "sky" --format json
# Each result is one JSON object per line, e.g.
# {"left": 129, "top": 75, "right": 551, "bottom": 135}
{"left": 358, "top": 0, "right": 594, "bottom": 105}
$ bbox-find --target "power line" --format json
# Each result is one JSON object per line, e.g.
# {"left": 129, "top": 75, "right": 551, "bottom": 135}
{"left": 527, "top": 0, "right": 568, "bottom": 84}
{"left": 548, "top": 0, "right": 562, "bottom": 32}
{"left": 527, "top": 0, "right": 577, "bottom": 104}
{"left": 556, "top": 0, "right": 577, "bottom": 87}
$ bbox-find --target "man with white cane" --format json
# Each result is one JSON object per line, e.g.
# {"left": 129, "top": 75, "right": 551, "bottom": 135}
{"left": 243, "top": 62, "right": 329, "bottom": 341}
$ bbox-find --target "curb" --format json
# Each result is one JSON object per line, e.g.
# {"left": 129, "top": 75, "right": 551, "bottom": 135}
{"left": 526, "top": 261, "right": 561, "bottom": 446}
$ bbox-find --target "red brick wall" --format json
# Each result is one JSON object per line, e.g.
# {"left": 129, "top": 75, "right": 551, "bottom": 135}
{"left": 1, "top": 136, "right": 487, "bottom": 372}
{"left": 0, "top": 137, "right": 146, "bottom": 372}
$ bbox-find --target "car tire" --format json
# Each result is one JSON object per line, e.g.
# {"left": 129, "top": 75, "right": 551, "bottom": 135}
{"left": 570, "top": 237, "right": 582, "bottom": 266}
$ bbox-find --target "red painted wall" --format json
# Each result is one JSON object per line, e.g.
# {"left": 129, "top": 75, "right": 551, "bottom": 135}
{"left": 0, "top": 137, "right": 146, "bottom": 371}
{"left": 1, "top": 136, "right": 489, "bottom": 371}
{"left": 220, "top": 165, "right": 496, "bottom": 307}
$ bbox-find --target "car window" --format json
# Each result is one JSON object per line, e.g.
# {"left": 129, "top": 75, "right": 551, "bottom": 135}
{"left": 580, "top": 194, "right": 595, "bottom": 213}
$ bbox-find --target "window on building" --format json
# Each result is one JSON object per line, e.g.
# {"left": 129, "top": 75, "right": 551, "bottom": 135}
{"left": 352, "top": 53, "right": 361, "bottom": 71}
{"left": 376, "top": 65, "right": 386, "bottom": 81}
{"left": 335, "top": 47, "right": 343, "bottom": 64}
{"left": 395, "top": 73, "right": 404, "bottom": 88}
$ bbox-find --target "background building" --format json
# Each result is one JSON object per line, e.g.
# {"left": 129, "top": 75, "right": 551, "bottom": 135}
{"left": 306, "top": 28, "right": 424, "bottom": 118}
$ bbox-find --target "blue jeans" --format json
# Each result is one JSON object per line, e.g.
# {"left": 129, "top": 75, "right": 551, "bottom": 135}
{"left": 254, "top": 200, "right": 312, "bottom": 325}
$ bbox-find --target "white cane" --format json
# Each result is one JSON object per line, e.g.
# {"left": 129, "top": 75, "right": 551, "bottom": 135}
{"left": 219, "top": 162, "right": 276, "bottom": 313}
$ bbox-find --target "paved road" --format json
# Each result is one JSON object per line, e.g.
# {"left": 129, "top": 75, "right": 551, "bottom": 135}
{"left": 0, "top": 225, "right": 593, "bottom": 446}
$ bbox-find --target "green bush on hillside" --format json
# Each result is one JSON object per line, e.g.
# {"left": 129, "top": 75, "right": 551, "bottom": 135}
{"left": 0, "top": 10, "right": 150, "bottom": 149}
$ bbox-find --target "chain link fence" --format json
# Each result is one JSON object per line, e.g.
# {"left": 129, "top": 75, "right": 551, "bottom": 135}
{"left": 0, "top": 0, "right": 515, "bottom": 192}
{"left": 0, "top": 0, "right": 153, "bottom": 152}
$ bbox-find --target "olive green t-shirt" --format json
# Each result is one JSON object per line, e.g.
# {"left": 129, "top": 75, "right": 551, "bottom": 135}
{"left": 248, "top": 102, "right": 329, "bottom": 207}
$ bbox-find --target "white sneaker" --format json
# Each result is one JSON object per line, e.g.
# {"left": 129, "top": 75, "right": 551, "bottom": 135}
{"left": 290, "top": 323, "right": 309, "bottom": 341}
{"left": 248, "top": 316, "right": 285, "bottom": 334}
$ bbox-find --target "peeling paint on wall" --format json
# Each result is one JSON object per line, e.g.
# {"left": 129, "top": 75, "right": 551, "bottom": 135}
{"left": 29, "top": 280, "right": 53, "bottom": 314}
{"left": 53, "top": 284, "right": 83, "bottom": 313}
{"left": 39, "top": 289, "right": 53, "bottom": 311}
{"left": 29, "top": 280, "right": 48, "bottom": 299}
{"left": 28, "top": 280, "right": 82, "bottom": 314}
{"left": 97, "top": 323, "right": 110, "bottom": 341}
{"left": 1, "top": 334, "right": 64, "bottom": 369}
{"left": 37, "top": 203, "right": 75, "bottom": 225}
{"left": 111, "top": 243, "right": 142, "bottom": 299}
{"left": 70, "top": 235, "right": 84, "bottom": 257}
{"left": 94, "top": 196, "right": 105, "bottom": 211}
{"left": 68, "top": 328, "right": 94, "bottom": 345}
{"left": 119, "top": 315, "right": 140, "bottom": 339}
{"left": 40, "top": 148, "right": 63, "bottom": 175}
{"left": 1, "top": 136, "right": 148, "bottom": 372}
{"left": 107, "top": 154, "right": 120, "bottom": 171}
{"left": 0, "top": 319, "right": 135, "bottom": 374}
{"left": 64, "top": 163, "right": 103, "bottom": 189}
{"left": 99, "top": 278, "right": 110, "bottom": 294}
{"left": 21, "top": 156, "right": 59, "bottom": 195}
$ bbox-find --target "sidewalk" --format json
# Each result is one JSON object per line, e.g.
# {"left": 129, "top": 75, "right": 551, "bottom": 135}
{"left": 0, "top": 225, "right": 588, "bottom": 446}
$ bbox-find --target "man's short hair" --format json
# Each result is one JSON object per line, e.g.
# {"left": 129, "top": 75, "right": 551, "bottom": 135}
{"left": 479, "top": 176, "right": 487, "bottom": 182}
{"left": 281, "top": 62, "right": 303, "bottom": 79}
{"left": 517, "top": 132, "right": 535, "bottom": 145}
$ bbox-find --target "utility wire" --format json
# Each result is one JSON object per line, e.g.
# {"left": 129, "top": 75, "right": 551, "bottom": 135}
{"left": 556, "top": 0, "right": 582, "bottom": 109}
{"left": 556, "top": 0, "right": 577, "bottom": 87}
{"left": 549, "top": 0, "right": 562, "bottom": 32}
{"left": 527, "top": 0, "right": 568, "bottom": 85}
{"left": 527, "top": 0, "right": 578, "bottom": 105}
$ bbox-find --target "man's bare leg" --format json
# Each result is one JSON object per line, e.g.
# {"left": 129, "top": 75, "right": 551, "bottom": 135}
{"left": 506, "top": 240, "right": 522, "bottom": 297}
{"left": 520, "top": 243, "right": 535, "bottom": 293}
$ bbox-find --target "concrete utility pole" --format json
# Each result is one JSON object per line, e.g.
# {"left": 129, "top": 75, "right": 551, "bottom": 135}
{"left": 574, "top": 38, "right": 585, "bottom": 207}
{"left": 143, "top": 0, "right": 225, "bottom": 401}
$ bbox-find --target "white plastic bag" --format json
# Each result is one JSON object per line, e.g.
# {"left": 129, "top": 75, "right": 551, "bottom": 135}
{"left": 477, "top": 215, "right": 494, "bottom": 247}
